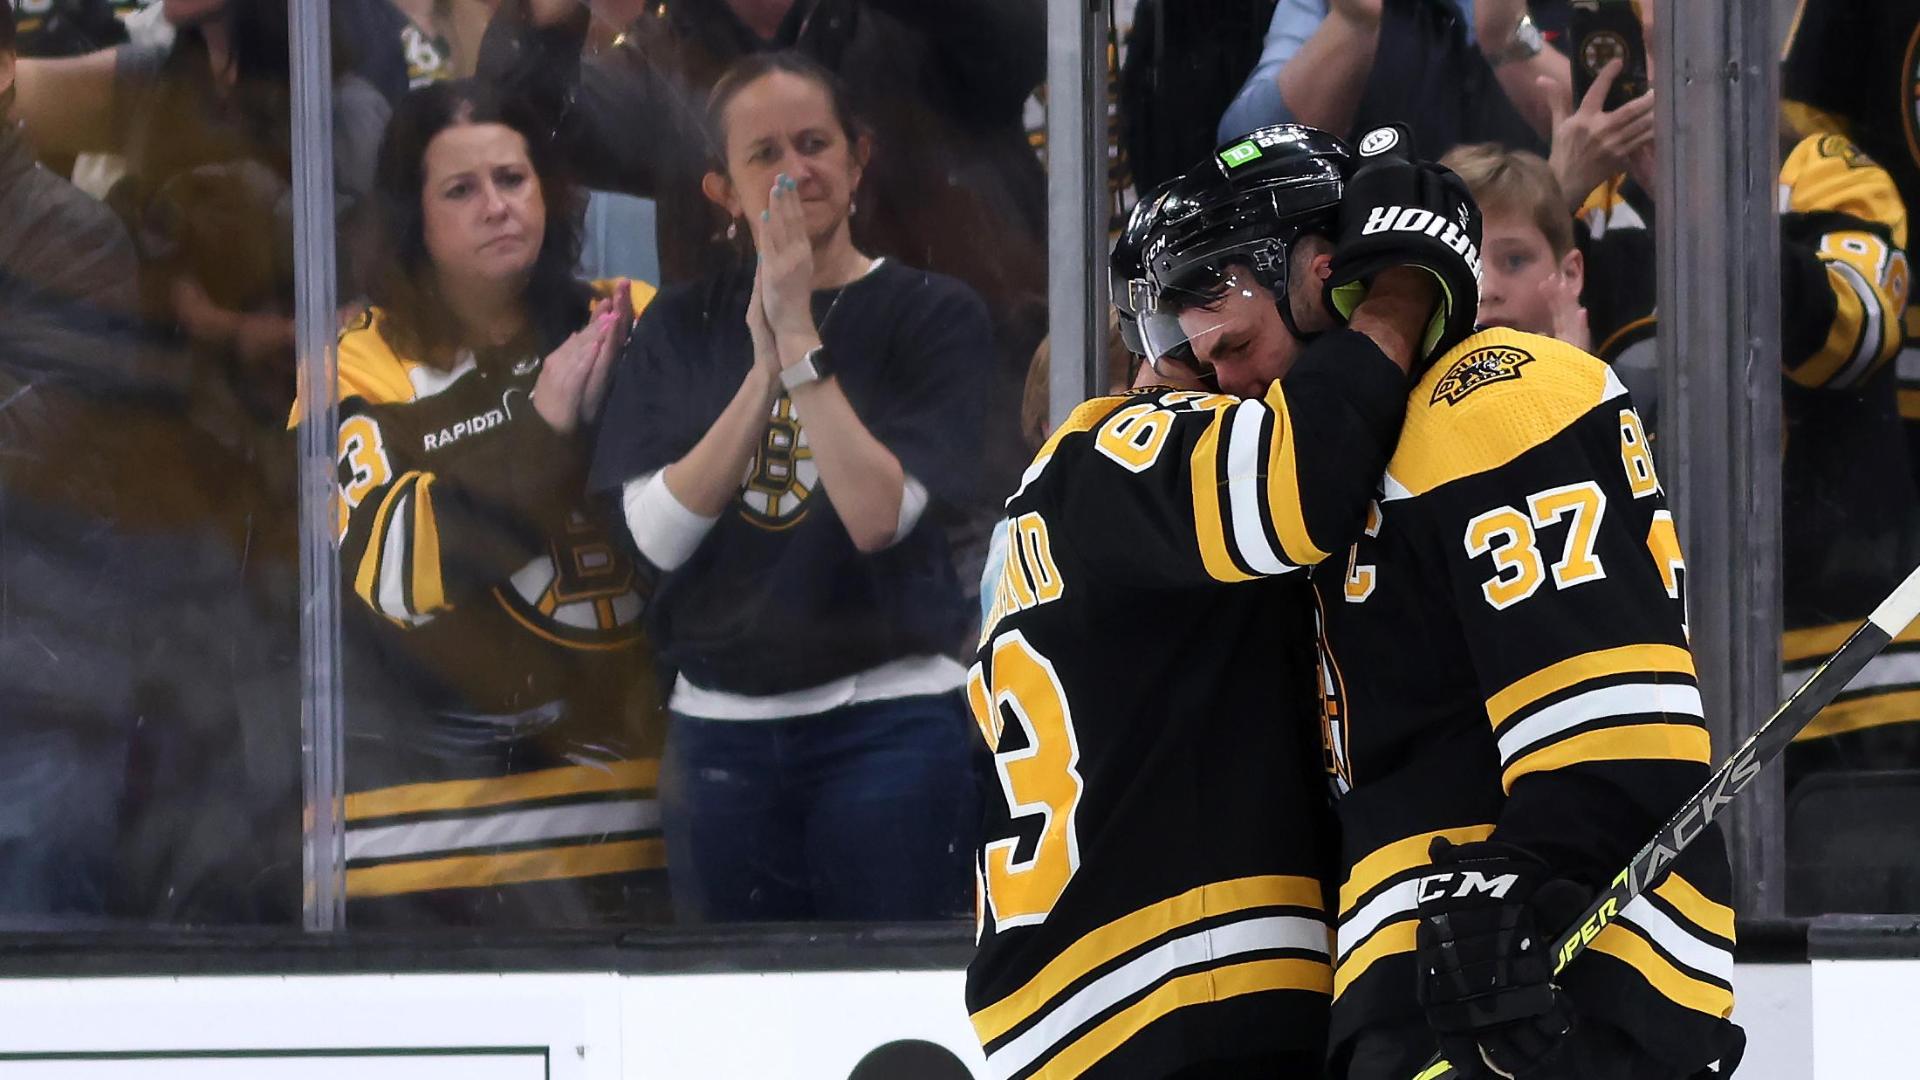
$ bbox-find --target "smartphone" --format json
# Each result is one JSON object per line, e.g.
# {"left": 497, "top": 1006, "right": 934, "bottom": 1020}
{"left": 1569, "top": 0, "right": 1650, "bottom": 112}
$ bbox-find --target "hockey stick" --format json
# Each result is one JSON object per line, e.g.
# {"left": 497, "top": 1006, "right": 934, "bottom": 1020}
{"left": 1407, "top": 561, "right": 1920, "bottom": 1080}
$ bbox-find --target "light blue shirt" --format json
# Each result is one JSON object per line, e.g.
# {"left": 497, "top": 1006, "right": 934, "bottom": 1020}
{"left": 1216, "top": 0, "right": 1480, "bottom": 144}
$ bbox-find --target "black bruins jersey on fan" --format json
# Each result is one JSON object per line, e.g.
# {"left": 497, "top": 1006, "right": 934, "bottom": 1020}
{"left": 1311, "top": 330, "right": 1738, "bottom": 1073}
{"left": 966, "top": 330, "right": 1407, "bottom": 1080}
{"left": 1581, "top": 135, "right": 1920, "bottom": 783}
{"left": 318, "top": 282, "right": 669, "bottom": 924}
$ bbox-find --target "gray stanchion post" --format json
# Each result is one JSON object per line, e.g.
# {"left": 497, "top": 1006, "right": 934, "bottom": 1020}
{"left": 1656, "top": 0, "right": 1785, "bottom": 917}
{"left": 1046, "top": 0, "right": 1110, "bottom": 427}
{"left": 289, "top": 0, "right": 345, "bottom": 931}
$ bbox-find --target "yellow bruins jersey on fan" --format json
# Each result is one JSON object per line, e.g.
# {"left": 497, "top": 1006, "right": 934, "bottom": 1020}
{"left": 1783, "top": 0, "right": 1920, "bottom": 418}
{"left": 313, "top": 281, "right": 671, "bottom": 924}
{"left": 1311, "top": 330, "right": 1739, "bottom": 1072}
{"left": 966, "top": 330, "right": 1408, "bottom": 1080}
{"left": 1580, "top": 135, "right": 1920, "bottom": 786}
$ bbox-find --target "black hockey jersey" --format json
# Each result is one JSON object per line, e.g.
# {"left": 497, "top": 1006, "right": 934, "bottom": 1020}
{"left": 1580, "top": 134, "right": 1920, "bottom": 778}
{"left": 966, "top": 329, "right": 1408, "bottom": 1080}
{"left": 1311, "top": 329, "right": 1738, "bottom": 1074}
{"left": 317, "top": 282, "right": 670, "bottom": 925}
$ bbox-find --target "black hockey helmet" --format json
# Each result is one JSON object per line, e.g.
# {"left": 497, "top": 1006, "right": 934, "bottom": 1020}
{"left": 1112, "top": 125, "right": 1354, "bottom": 377}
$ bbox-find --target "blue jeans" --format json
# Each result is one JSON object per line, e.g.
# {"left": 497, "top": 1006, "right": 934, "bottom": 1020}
{"left": 661, "top": 691, "right": 976, "bottom": 922}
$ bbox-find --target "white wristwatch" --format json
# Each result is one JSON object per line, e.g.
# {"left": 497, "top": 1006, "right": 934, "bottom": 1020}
{"left": 780, "top": 344, "right": 833, "bottom": 392}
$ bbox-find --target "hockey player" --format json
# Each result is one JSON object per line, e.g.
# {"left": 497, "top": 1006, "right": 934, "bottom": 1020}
{"left": 966, "top": 123, "right": 1484, "bottom": 1079}
{"left": 1324, "top": 209, "right": 1745, "bottom": 1079}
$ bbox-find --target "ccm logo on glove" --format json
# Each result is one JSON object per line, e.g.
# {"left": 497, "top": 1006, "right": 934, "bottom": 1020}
{"left": 1416, "top": 870, "right": 1521, "bottom": 903}
{"left": 1359, "top": 205, "right": 1483, "bottom": 281}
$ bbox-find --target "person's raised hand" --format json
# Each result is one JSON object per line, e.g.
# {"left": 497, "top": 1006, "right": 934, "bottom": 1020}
{"left": 578, "top": 286, "right": 633, "bottom": 425}
{"left": 746, "top": 264, "right": 785, "bottom": 395}
{"left": 756, "top": 173, "right": 818, "bottom": 344}
{"left": 1543, "top": 60, "right": 1656, "bottom": 212}
{"left": 534, "top": 307, "right": 618, "bottom": 434}
{"left": 1542, "top": 272, "right": 1591, "bottom": 353}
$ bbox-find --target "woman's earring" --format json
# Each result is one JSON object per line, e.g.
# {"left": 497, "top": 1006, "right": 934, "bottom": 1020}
{"left": 726, "top": 219, "right": 739, "bottom": 240}
{"left": 848, "top": 196, "right": 857, "bottom": 218}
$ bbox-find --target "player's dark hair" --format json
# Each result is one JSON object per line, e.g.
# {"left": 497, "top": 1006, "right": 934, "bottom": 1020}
{"left": 366, "top": 78, "right": 588, "bottom": 366}
{"left": 703, "top": 50, "right": 869, "bottom": 172}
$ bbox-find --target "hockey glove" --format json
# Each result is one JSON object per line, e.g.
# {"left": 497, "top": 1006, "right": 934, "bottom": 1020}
{"left": 1414, "top": 837, "right": 1586, "bottom": 1079}
{"left": 1324, "top": 124, "right": 1484, "bottom": 367}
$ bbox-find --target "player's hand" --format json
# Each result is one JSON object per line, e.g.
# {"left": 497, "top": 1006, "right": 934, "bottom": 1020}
{"left": 1415, "top": 838, "right": 1584, "bottom": 1079}
{"left": 1324, "top": 124, "right": 1483, "bottom": 367}
{"left": 1543, "top": 60, "right": 1656, "bottom": 213}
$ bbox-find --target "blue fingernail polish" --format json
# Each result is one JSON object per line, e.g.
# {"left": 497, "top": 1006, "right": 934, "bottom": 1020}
{"left": 761, "top": 210, "right": 769, "bottom": 221}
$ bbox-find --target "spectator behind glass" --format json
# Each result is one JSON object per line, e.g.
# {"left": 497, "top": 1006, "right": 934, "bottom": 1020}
{"left": 590, "top": 52, "right": 986, "bottom": 923}
{"left": 12, "top": 0, "right": 390, "bottom": 427}
{"left": 1217, "top": 0, "right": 1565, "bottom": 157}
{"left": 1118, "top": 0, "right": 1278, "bottom": 194}
{"left": 306, "top": 79, "right": 672, "bottom": 927}
{"left": 480, "top": 0, "right": 1047, "bottom": 598}
{"left": 1439, "top": 142, "right": 1586, "bottom": 348}
{"left": 1572, "top": 1, "right": 1920, "bottom": 884}
{"left": 0, "top": 0, "right": 141, "bottom": 928}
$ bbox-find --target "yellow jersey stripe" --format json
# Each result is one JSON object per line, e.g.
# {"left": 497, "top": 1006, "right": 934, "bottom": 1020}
{"left": 970, "top": 874, "right": 1323, "bottom": 1045}
{"left": 1190, "top": 416, "right": 1254, "bottom": 583}
{"left": 345, "top": 759, "right": 662, "bottom": 820}
{"left": 1594, "top": 314, "right": 1656, "bottom": 362}
{"left": 346, "top": 837, "right": 666, "bottom": 899}
{"left": 1793, "top": 688, "right": 1920, "bottom": 742}
{"left": 1502, "top": 724, "right": 1711, "bottom": 791}
{"left": 1263, "top": 390, "right": 1330, "bottom": 566}
{"left": 1038, "top": 396, "right": 1127, "bottom": 461}
{"left": 353, "top": 471, "right": 418, "bottom": 617}
{"left": 1784, "top": 619, "right": 1920, "bottom": 663}
{"left": 1334, "top": 920, "right": 1415, "bottom": 1000}
{"left": 1653, "top": 874, "right": 1736, "bottom": 943}
{"left": 1590, "top": 923, "right": 1736, "bottom": 1018}
{"left": 1900, "top": 388, "right": 1920, "bottom": 420}
{"left": 1794, "top": 257, "right": 1870, "bottom": 388}
{"left": 1034, "top": 957, "right": 1330, "bottom": 1079}
{"left": 1340, "top": 825, "right": 1495, "bottom": 915}
{"left": 411, "top": 474, "right": 447, "bottom": 615}
{"left": 1485, "top": 644, "right": 1697, "bottom": 729}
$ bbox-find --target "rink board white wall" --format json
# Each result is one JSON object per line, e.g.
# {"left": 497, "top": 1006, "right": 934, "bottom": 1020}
{"left": 0, "top": 963, "right": 1872, "bottom": 1078}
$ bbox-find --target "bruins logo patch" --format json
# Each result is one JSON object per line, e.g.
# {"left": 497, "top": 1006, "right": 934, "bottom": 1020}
{"left": 1431, "top": 345, "right": 1534, "bottom": 405}
{"left": 1816, "top": 133, "right": 1876, "bottom": 170}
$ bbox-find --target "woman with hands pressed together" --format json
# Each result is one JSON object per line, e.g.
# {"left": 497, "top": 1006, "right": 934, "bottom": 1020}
{"left": 591, "top": 52, "right": 988, "bottom": 923}
{"left": 312, "top": 79, "right": 669, "bottom": 927}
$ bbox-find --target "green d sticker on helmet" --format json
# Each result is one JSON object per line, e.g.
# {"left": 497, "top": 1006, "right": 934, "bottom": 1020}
{"left": 1219, "top": 141, "right": 1262, "bottom": 169}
